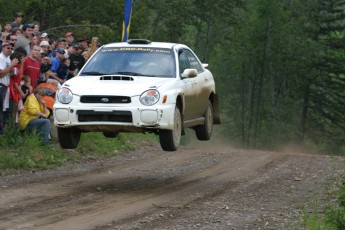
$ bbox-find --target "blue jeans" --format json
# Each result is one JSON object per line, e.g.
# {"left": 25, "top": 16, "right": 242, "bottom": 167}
{"left": 26, "top": 118, "right": 51, "bottom": 142}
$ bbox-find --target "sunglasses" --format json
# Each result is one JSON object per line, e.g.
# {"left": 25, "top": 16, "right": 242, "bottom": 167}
{"left": 11, "top": 39, "right": 17, "bottom": 41}
{"left": 6, "top": 47, "right": 13, "bottom": 50}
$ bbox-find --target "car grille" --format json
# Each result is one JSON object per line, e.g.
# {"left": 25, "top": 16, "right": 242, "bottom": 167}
{"left": 77, "top": 110, "right": 133, "bottom": 123}
{"left": 80, "top": 96, "right": 131, "bottom": 104}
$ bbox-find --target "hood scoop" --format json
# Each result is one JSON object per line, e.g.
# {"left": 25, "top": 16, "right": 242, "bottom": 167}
{"left": 100, "top": 76, "right": 134, "bottom": 81}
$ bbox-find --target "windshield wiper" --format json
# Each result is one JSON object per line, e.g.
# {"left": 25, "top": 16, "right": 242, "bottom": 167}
{"left": 80, "top": 71, "right": 106, "bottom": 76}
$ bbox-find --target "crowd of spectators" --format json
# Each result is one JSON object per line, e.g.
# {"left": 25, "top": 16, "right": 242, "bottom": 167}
{"left": 0, "top": 11, "right": 94, "bottom": 142}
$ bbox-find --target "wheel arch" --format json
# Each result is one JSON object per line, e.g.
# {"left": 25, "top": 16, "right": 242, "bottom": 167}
{"left": 175, "top": 95, "right": 185, "bottom": 135}
{"left": 209, "top": 92, "right": 221, "bottom": 124}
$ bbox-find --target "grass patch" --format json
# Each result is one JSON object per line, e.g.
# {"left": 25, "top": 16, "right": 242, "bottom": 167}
{"left": 0, "top": 129, "right": 67, "bottom": 170}
{"left": 303, "top": 174, "right": 345, "bottom": 230}
{"left": 76, "top": 132, "right": 157, "bottom": 156}
{"left": 0, "top": 127, "right": 158, "bottom": 171}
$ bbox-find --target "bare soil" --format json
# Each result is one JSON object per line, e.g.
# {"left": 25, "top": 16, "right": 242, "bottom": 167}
{"left": 0, "top": 140, "right": 344, "bottom": 230}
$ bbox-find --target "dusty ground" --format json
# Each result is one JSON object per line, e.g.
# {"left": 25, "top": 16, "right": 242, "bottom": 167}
{"left": 0, "top": 140, "right": 344, "bottom": 230}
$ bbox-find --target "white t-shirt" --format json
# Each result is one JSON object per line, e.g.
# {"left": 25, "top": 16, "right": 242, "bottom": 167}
{"left": 0, "top": 52, "right": 11, "bottom": 86}
{"left": 0, "top": 52, "right": 11, "bottom": 110}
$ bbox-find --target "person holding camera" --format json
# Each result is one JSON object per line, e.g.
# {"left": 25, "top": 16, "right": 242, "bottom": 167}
{"left": 9, "top": 51, "right": 26, "bottom": 126}
{"left": 0, "top": 42, "right": 19, "bottom": 134}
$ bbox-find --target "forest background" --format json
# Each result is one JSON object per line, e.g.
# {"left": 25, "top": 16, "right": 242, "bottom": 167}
{"left": 1, "top": 0, "right": 344, "bottom": 155}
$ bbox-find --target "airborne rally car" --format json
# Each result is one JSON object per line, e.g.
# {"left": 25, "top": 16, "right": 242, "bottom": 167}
{"left": 54, "top": 39, "right": 221, "bottom": 151}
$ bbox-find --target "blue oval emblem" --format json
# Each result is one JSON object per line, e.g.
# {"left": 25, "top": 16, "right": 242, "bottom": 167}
{"left": 101, "top": 98, "right": 109, "bottom": 103}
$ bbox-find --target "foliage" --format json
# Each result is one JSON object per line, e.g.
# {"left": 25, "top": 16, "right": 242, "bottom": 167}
{"left": 0, "top": 127, "right": 155, "bottom": 171}
{"left": 0, "top": 127, "right": 67, "bottom": 170}
{"left": 0, "top": 0, "right": 344, "bottom": 154}
{"left": 303, "top": 174, "right": 345, "bottom": 229}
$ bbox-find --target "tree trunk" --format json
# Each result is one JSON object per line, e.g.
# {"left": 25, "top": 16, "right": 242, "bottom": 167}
{"left": 300, "top": 82, "right": 310, "bottom": 142}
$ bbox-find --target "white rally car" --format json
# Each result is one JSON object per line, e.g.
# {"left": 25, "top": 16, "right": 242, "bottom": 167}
{"left": 54, "top": 39, "right": 220, "bottom": 151}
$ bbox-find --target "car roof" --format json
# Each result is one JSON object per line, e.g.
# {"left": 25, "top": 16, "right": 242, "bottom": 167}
{"left": 102, "top": 39, "right": 188, "bottom": 50}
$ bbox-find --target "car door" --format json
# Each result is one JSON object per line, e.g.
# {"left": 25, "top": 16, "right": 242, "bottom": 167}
{"left": 179, "top": 49, "right": 209, "bottom": 119}
{"left": 178, "top": 49, "right": 198, "bottom": 121}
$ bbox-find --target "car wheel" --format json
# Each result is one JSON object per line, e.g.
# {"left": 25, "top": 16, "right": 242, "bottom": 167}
{"left": 159, "top": 107, "right": 182, "bottom": 151}
{"left": 195, "top": 101, "right": 213, "bottom": 140}
{"left": 57, "top": 127, "right": 81, "bottom": 149}
{"left": 103, "top": 131, "right": 119, "bottom": 138}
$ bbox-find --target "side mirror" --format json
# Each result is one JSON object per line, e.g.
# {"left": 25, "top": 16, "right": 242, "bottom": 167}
{"left": 202, "top": 63, "right": 209, "bottom": 68}
{"left": 182, "top": 69, "right": 198, "bottom": 78}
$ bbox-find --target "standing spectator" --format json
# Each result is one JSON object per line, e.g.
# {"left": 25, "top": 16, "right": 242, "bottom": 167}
{"left": 50, "top": 48, "right": 65, "bottom": 73}
{"left": 38, "top": 46, "right": 60, "bottom": 87}
{"left": 11, "top": 12, "right": 24, "bottom": 30}
{"left": 11, "top": 27, "right": 22, "bottom": 36}
{"left": 0, "top": 42, "right": 19, "bottom": 133}
{"left": 6, "top": 34, "right": 17, "bottom": 47}
{"left": 18, "top": 87, "right": 51, "bottom": 143}
{"left": 0, "top": 24, "right": 2, "bottom": 46}
{"left": 64, "top": 43, "right": 76, "bottom": 59}
{"left": 9, "top": 51, "right": 26, "bottom": 126}
{"left": 30, "top": 34, "right": 40, "bottom": 50}
{"left": 14, "top": 47, "right": 27, "bottom": 57}
{"left": 57, "top": 58, "right": 70, "bottom": 82}
{"left": 1, "top": 22, "right": 12, "bottom": 42}
{"left": 49, "top": 48, "right": 65, "bottom": 84}
{"left": 39, "top": 41, "right": 50, "bottom": 57}
{"left": 48, "top": 39, "right": 57, "bottom": 56}
{"left": 55, "top": 37, "right": 67, "bottom": 57}
{"left": 67, "top": 44, "right": 85, "bottom": 80}
{"left": 40, "top": 32, "right": 49, "bottom": 42}
{"left": 23, "top": 45, "right": 41, "bottom": 89}
{"left": 65, "top": 31, "right": 74, "bottom": 46}
{"left": 78, "top": 37, "right": 89, "bottom": 51}
{"left": 78, "top": 38, "right": 91, "bottom": 61}
{"left": 15, "top": 24, "right": 34, "bottom": 55}
{"left": 56, "top": 37, "right": 67, "bottom": 50}
{"left": 32, "top": 21, "right": 40, "bottom": 34}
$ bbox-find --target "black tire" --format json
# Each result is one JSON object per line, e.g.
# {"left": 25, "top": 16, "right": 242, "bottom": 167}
{"left": 103, "top": 131, "right": 119, "bottom": 138}
{"left": 195, "top": 101, "right": 213, "bottom": 140}
{"left": 159, "top": 107, "right": 182, "bottom": 151}
{"left": 57, "top": 127, "right": 81, "bottom": 149}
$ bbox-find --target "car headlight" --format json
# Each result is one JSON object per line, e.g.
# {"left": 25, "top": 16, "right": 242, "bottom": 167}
{"left": 140, "top": 89, "right": 160, "bottom": 106}
{"left": 57, "top": 87, "right": 73, "bottom": 104}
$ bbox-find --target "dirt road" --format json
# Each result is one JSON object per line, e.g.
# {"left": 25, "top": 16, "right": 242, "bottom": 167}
{"left": 0, "top": 141, "right": 344, "bottom": 230}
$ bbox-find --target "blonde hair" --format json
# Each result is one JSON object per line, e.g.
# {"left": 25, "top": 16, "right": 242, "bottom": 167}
{"left": 23, "top": 75, "right": 31, "bottom": 83}
{"left": 34, "top": 88, "right": 47, "bottom": 96}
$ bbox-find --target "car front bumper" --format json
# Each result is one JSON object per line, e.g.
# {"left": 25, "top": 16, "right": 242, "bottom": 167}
{"left": 53, "top": 102, "right": 176, "bottom": 132}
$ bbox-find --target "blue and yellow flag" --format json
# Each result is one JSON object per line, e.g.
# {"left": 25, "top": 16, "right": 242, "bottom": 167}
{"left": 121, "top": 0, "right": 133, "bottom": 42}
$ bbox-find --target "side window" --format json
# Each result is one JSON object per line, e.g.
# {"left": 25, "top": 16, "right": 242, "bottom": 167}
{"left": 178, "top": 50, "right": 189, "bottom": 74}
{"left": 178, "top": 49, "right": 203, "bottom": 74}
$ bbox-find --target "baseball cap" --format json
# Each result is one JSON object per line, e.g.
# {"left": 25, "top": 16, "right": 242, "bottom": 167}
{"left": 2, "top": 41, "right": 14, "bottom": 47}
{"left": 40, "top": 41, "right": 50, "bottom": 47}
{"left": 15, "top": 12, "right": 24, "bottom": 18}
{"left": 41, "top": 32, "right": 48, "bottom": 38}
{"left": 22, "top": 24, "right": 33, "bottom": 31}
{"left": 65, "top": 31, "right": 74, "bottom": 37}
{"left": 56, "top": 48, "right": 65, "bottom": 54}
{"left": 57, "top": 37, "right": 66, "bottom": 42}
{"left": 71, "top": 43, "right": 79, "bottom": 48}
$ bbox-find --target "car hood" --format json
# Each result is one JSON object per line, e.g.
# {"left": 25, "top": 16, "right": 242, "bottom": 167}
{"left": 63, "top": 75, "right": 174, "bottom": 96}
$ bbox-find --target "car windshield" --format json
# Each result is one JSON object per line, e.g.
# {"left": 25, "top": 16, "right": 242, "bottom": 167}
{"left": 79, "top": 47, "right": 176, "bottom": 78}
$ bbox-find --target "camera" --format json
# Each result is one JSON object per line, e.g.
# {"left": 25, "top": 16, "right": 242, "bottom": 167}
{"left": 12, "top": 67, "right": 18, "bottom": 75}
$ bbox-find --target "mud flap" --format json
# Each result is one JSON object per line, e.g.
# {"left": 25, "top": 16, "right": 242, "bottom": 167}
{"left": 213, "top": 94, "right": 221, "bottom": 124}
